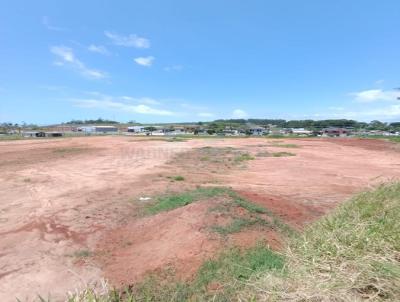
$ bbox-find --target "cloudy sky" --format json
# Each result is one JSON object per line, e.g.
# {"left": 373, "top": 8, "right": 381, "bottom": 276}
{"left": 1, "top": 0, "right": 400, "bottom": 124}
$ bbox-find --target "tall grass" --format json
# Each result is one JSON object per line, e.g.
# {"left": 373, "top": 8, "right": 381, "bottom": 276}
{"left": 242, "top": 183, "right": 400, "bottom": 301}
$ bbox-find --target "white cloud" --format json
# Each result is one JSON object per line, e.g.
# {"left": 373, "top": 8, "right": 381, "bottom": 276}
{"left": 342, "top": 105, "right": 400, "bottom": 118}
{"left": 73, "top": 94, "right": 174, "bottom": 116}
{"left": 350, "top": 89, "right": 400, "bottom": 103}
{"left": 164, "top": 65, "right": 183, "bottom": 72}
{"left": 328, "top": 106, "right": 344, "bottom": 111}
{"left": 232, "top": 109, "right": 248, "bottom": 119}
{"left": 137, "top": 97, "right": 160, "bottom": 105}
{"left": 134, "top": 56, "right": 154, "bottom": 67}
{"left": 88, "top": 44, "right": 110, "bottom": 55}
{"left": 180, "top": 103, "right": 207, "bottom": 111}
{"left": 50, "top": 46, "right": 107, "bottom": 79}
{"left": 197, "top": 112, "right": 215, "bottom": 118}
{"left": 42, "top": 16, "right": 66, "bottom": 31}
{"left": 104, "top": 31, "right": 150, "bottom": 48}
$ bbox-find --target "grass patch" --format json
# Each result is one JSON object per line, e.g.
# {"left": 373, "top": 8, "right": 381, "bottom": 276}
{"left": 272, "top": 143, "right": 299, "bottom": 148}
{"left": 271, "top": 151, "right": 296, "bottom": 157}
{"left": 234, "top": 153, "right": 255, "bottom": 162}
{"left": 388, "top": 136, "right": 400, "bottom": 143}
{"left": 173, "top": 175, "right": 185, "bottom": 181}
{"left": 165, "top": 137, "right": 188, "bottom": 142}
{"left": 197, "top": 147, "right": 251, "bottom": 164}
{"left": 73, "top": 249, "right": 92, "bottom": 258}
{"left": 142, "top": 186, "right": 293, "bottom": 238}
{"left": 243, "top": 182, "right": 400, "bottom": 301}
{"left": 211, "top": 217, "right": 267, "bottom": 235}
{"left": 228, "top": 191, "right": 268, "bottom": 214}
{"left": 67, "top": 244, "right": 284, "bottom": 302}
{"left": 143, "top": 187, "right": 229, "bottom": 215}
{"left": 194, "top": 243, "right": 284, "bottom": 292}
{"left": 256, "top": 151, "right": 270, "bottom": 157}
{"left": 53, "top": 147, "right": 86, "bottom": 154}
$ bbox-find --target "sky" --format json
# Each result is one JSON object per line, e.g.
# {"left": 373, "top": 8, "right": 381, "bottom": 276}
{"left": 0, "top": 0, "right": 400, "bottom": 125}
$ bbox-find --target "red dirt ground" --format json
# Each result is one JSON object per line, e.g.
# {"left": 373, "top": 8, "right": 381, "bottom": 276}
{"left": 0, "top": 136, "right": 399, "bottom": 301}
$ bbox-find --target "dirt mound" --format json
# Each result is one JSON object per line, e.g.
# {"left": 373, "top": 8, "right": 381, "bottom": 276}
{"left": 95, "top": 194, "right": 284, "bottom": 286}
{"left": 235, "top": 191, "right": 327, "bottom": 229}
{"left": 96, "top": 199, "right": 222, "bottom": 285}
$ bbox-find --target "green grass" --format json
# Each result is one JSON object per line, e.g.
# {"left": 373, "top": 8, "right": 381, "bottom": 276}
{"left": 165, "top": 137, "right": 189, "bottom": 142}
{"left": 173, "top": 175, "right": 185, "bottom": 181}
{"left": 211, "top": 217, "right": 267, "bottom": 235}
{"left": 143, "top": 187, "right": 293, "bottom": 240}
{"left": 143, "top": 187, "right": 229, "bottom": 215}
{"left": 388, "top": 136, "right": 400, "bottom": 143}
{"left": 194, "top": 243, "right": 284, "bottom": 289}
{"left": 66, "top": 244, "right": 284, "bottom": 302}
{"left": 256, "top": 151, "right": 270, "bottom": 157}
{"left": 72, "top": 249, "right": 92, "bottom": 258}
{"left": 243, "top": 182, "right": 400, "bottom": 301}
{"left": 53, "top": 147, "right": 86, "bottom": 154}
{"left": 195, "top": 147, "right": 255, "bottom": 167}
{"left": 234, "top": 153, "right": 255, "bottom": 162}
{"left": 272, "top": 143, "right": 299, "bottom": 148}
{"left": 228, "top": 191, "right": 268, "bottom": 214}
{"left": 271, "top": 151, "right": 296, "bottom": 157}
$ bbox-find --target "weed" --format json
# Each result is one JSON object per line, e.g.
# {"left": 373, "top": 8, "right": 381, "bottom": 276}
{"left": 211, "top": 217, "right": 268, "bottom": 235}
{"left": 67, "top": 244, "right": 284, "bottom": 302}
{"left": 165, "top": 137, "right": 188, "bottom": 142}
{"left": 228, "top": 192, "right": 268, "bottom": 214}
{"left": 73, "top": 249, "right": 92, "bottom": 258}
{"left": 271, "top": 151, "right": 296, "bottom": 157}
{"left": 272, "top": 143, "right": 299, "bottom": 148}
{"left": 53, "top": 147, "right": 85, "bottom": 154}
{"left": 173, "top": 175, "right": 185, "bottom": 181}
{"left": 234, "top": 153, "right": 255, "bottom": 162}
{"left": 144, "top": 187, "right": 228, "bottom": 215}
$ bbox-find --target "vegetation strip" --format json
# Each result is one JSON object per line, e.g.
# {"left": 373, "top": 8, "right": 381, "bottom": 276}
{"left": 242, "top": 182, "right": 400, "bottom": 301}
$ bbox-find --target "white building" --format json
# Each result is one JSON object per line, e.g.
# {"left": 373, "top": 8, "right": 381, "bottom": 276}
{"left": 291, "top": 128, "right": 312, "bottom": 135}
{"left": 78, "top": 125, "right": 118, "bottom": 133}
{"left": 127, "top": 126, "right": 146, "bottom": 133}
{"left": 248, "top": 126, "right": 267, "bottom": 136}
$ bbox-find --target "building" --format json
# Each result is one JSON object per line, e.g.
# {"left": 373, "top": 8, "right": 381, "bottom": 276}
{"left": 322, "top": 128, "right": 350, "bottom": 137}
{"left": 22, "top": 131, "right": 63, "bottom": 137}
{"left": 248, "top": 126, "right": 267, "bottom": 136}
{"left": 78, "top": 125, "right": 118, "bottom": 133}
{"left": 291, "top": 128, "right": 313, "bottom": 136}
{"left": 127, "top": 126, "right": 146, "bottom": 133}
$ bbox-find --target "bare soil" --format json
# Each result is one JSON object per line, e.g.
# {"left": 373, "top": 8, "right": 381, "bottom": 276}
{"left": 0, "top": 136, "right": 399, "bottom": 301}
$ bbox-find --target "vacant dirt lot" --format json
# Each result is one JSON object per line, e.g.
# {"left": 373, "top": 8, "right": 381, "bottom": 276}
{"left": 0, "top": 136, "right": 399, "bottom": 301}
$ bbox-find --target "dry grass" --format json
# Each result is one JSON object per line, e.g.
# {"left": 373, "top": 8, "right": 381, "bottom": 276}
{"left": 241, "top": 183, "right": 400, "bottom": 301}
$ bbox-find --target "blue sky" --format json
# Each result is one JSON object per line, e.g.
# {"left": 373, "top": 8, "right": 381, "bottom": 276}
{"left": 1, "top": 0, "right": 400, "bottom": 124}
